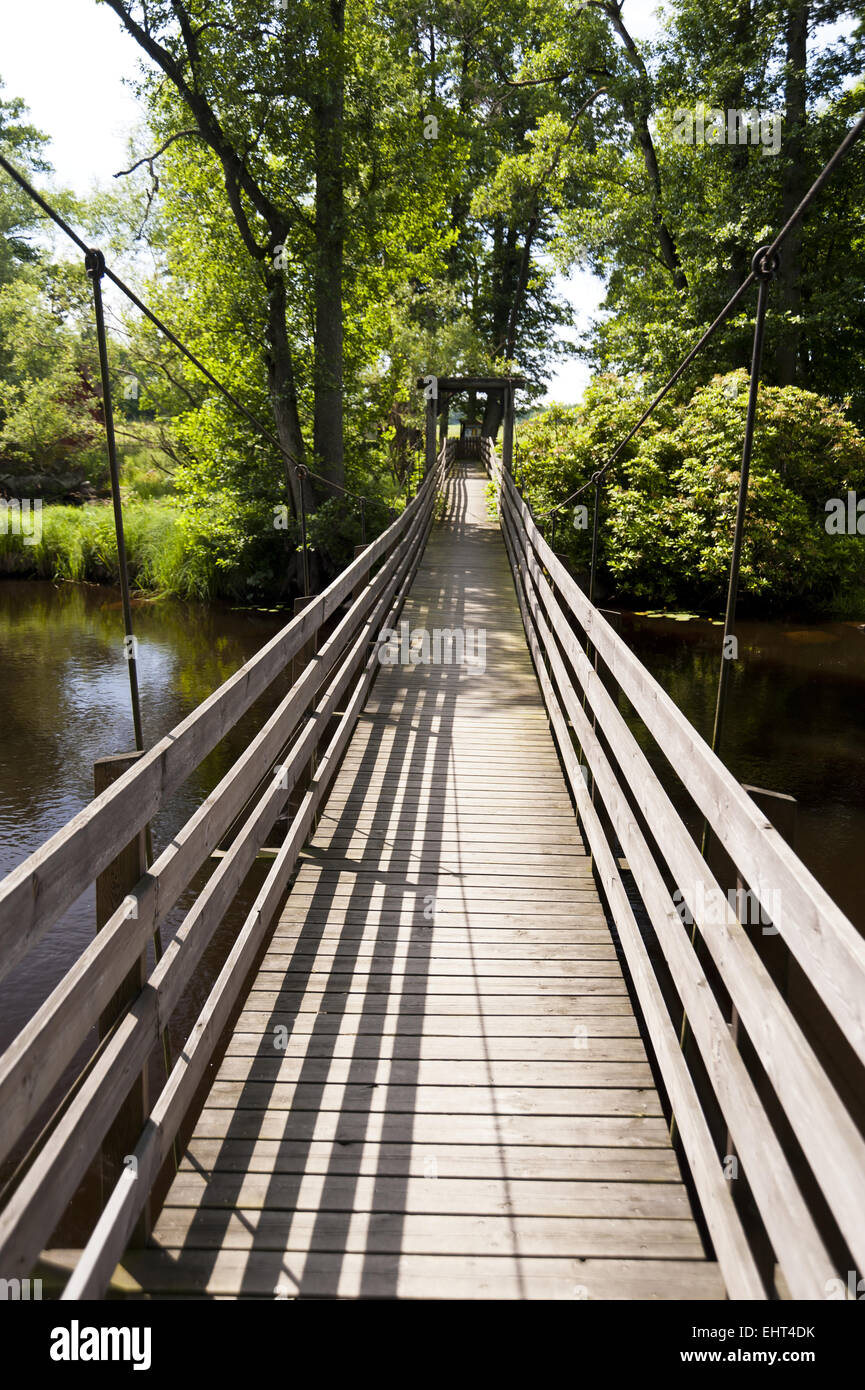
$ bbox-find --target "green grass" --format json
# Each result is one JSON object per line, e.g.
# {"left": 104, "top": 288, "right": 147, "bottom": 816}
{"left": 0, "top": 498, "right": 217, "bottom": 599}
{"left": 116, "top": 424, "right": 178, "bottom": 501}
{"left": 120, "top": 456, "right": 176, "bottom": 501}
{"left": 0, "top": 423, "right": 215, "bottom": 596}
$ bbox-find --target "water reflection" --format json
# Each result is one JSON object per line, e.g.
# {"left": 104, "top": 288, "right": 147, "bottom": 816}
{"left": 0, "top": 580, "right": 289, "bottom": 1049}
{"left": 615, "top": 611, "right": 865, "bottom": 935}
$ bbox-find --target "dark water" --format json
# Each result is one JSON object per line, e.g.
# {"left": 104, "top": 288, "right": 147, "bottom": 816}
{"left": 2, "top": 587, "right": 863, "bottom": 1042}
{"left": 1, "top": 582, "right": 863, "bottom": 1251}
{"left": 612, "top": 609, "right": 865, "bottom": 937}
{"left": 0, "top": 580, "right": 289, "bottom": 1056}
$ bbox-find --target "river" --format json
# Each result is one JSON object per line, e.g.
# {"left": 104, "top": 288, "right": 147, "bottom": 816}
{"left": 1, "top": 580, "right": 863, "bottom": 1241}
{"left": 615, "top": 608, "right": 865, "bottom": 937}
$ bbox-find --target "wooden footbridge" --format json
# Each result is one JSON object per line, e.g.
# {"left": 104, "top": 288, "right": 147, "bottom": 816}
{"left": 1, "top": 434, "right": 865, "bottom": 1301}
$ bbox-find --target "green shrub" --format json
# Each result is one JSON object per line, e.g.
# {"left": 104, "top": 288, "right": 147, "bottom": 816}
{"left": 516, "top": 373, "right": 865, "bottom": 615}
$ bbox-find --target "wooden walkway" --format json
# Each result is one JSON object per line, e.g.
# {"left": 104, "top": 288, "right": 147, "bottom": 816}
{"left": 122, "top": 461, "right": 723, "bottom": 1299}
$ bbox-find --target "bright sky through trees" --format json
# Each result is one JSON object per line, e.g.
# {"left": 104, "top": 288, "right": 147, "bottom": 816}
{"left": 0, "top": 0, "right": 663, "bottom": 404}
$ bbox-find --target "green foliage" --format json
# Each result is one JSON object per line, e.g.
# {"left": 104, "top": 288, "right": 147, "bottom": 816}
{"left": 0, "top": 85, "right": 114, "bottom": 494}
{"left": 117, "top": 434, "right": 177, "bottom": 501}
{"left": 0, "top": 499, "right": 199, "bottom": 592}
{"left": 0, "top": 272, "right": 106, "bottom": 490}
{"left": 550, "top": 1, "right": 865, "bottom": 419}
{"left": 517, "top": 373, "right": 865, "bottom": 615}
{"left": 0, "top": 493, "right": 299, "bottom": 602}
{"left": 0, "top": 81, "right": 51, "bottom": 288}
{"left": 4, "top": 6, "right": 865, "bottom": 618}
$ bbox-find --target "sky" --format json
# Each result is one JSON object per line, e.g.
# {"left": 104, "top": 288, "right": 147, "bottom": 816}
{"left": 0, "top": 0, "right": 664, "bottom": 404}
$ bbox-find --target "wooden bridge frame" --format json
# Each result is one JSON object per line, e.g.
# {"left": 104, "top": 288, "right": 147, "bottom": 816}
{"left": 0, "top": 435, "right": 863, "bottom": 1299}
{"left": 0, "top": 453, "right": 444, "bottom": 1296}
{"left": 484, "top": 436, "right": 865, "bottom": 1299}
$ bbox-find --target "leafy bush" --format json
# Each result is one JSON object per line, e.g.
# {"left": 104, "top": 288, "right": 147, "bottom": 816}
{"left": 515, "top": 374, "right": 865, "bottom": 615}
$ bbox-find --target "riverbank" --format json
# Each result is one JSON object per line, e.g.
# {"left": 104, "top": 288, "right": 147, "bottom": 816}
{"left": 0, "top": 499, "right": 209, "bottom": 593}
{"left": 0, "top": 486, "right": 393, "bottom": 605}
{"left": 4, "top": 492, "right": 864, "bottom": 620}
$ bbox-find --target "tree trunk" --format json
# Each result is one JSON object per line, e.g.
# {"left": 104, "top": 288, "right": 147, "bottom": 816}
{"left": 505, "top": 211, "right": 539, "bottom": 361}
{"left": 482, "top": 390, "right": 505, "bottom": 440}
{"left": 720, "top": 11, "right": 756, "bottom": 305}
{"left": 489, "top": 218, "right": 521, "bottom": 354}
{"left": 608, "top": 5, "right": 687, "bottom": 295}
{"left": 311, "top": 0, "right": 346, "bottom": 487}
{"left": 265, "top": 268, "right": 313, "bottom": 524}
{"left": 775, "top": 0, "right": 809, "bottom": 385}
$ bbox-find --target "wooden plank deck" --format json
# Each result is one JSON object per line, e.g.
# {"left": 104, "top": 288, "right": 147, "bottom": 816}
{"left": 123, "top": 460, "right": 724, "bottom": 1299}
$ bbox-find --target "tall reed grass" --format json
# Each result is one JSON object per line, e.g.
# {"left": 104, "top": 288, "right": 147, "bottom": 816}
{"left": 0, "top": 501, "right": 218, "bottom": 599}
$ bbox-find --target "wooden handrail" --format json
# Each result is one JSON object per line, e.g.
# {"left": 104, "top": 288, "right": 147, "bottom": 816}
{"left": 497, "top": 494, "right": 765, "bottom": 1301}
{"left": 485, "top": 439, "right": 865, "bottom": 1298}
{"left": 501, "top": 466, "right": 865, "bottom": 1068}
{"left": 501, "top": 486, "right": 865, "bottom": 1279}
{"left": 501, "top": 501, "right": 834, "bottom": 1297}
{"left": 64, "top": 486, "right": 438, "bottom": 1298}
{"left": 0, "top": 496, "right": 431, "bottom": 1176}
{"left": 0, "top": 472, "right": 437, "bottom": 984}
{"left": 0, "top": 451, "right": 445, "bottom": 1290}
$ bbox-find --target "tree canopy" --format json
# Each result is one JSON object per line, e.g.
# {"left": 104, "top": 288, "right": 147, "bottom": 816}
{"left": 1, "top": 1, "right": 863, "bottom": 610}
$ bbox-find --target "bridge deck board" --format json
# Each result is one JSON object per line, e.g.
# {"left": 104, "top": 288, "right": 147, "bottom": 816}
{"left": 134, "top": 461, "right": 723, "bottom": 1300}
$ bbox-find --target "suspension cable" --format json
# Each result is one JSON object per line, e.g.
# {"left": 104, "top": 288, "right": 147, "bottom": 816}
{"left": 537, "top": 107, "right": 865, "bottom": 521}
{"left": 0, "top": 150, "right": 373, "bottom": 513}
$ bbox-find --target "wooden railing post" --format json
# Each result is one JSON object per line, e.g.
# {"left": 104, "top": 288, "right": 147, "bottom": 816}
{"left": 501, "top": 381, "right": 515, "bottom": 476}
{"left": 289, "top": 594, "right": 318, "bottom": 685}
{"left": 425, "top": 390, "right": 438, "bottom": 478}
{"left": 290, "top": 595, "right": 320, "bottom": 822}
{"left": 352, "top": 545, "right": 367, "bottom": 603}
{"left": 722, "top": 784, "right": 797, "bottom": 1293}
{"left": 438, "top": 394, "right": 449, "bottom": 454}
{"left": 93, "top": 751, "right": 150, "bottom": 1244}
{"left": 741, "top": 784, "right": 796, "bottom": 1003}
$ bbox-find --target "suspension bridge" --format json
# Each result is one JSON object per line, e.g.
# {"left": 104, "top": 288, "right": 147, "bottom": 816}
{"left": 0, "top": 113, "right": 864, "bottom": 1303}
{"left": 0, "top": 420, "right": 863, "bottom": 1300}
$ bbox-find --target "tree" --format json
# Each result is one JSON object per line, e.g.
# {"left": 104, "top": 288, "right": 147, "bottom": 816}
{"left": 0, "top": 266, "right": 107, "bottom": 497}
{"left": 0, "top": 87, "right": 107, "bottom": 496}
{"left": 549, "top": 1, "right": 865, "bottom": 417}
{"left": 101, "top": 0, "right": 327, "bottom": 516}
{"left": 99, "top": 2, "right": 466, "bottom": 502}
{"left": 0, "top": 82, "right": 51, "bottom": 288}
